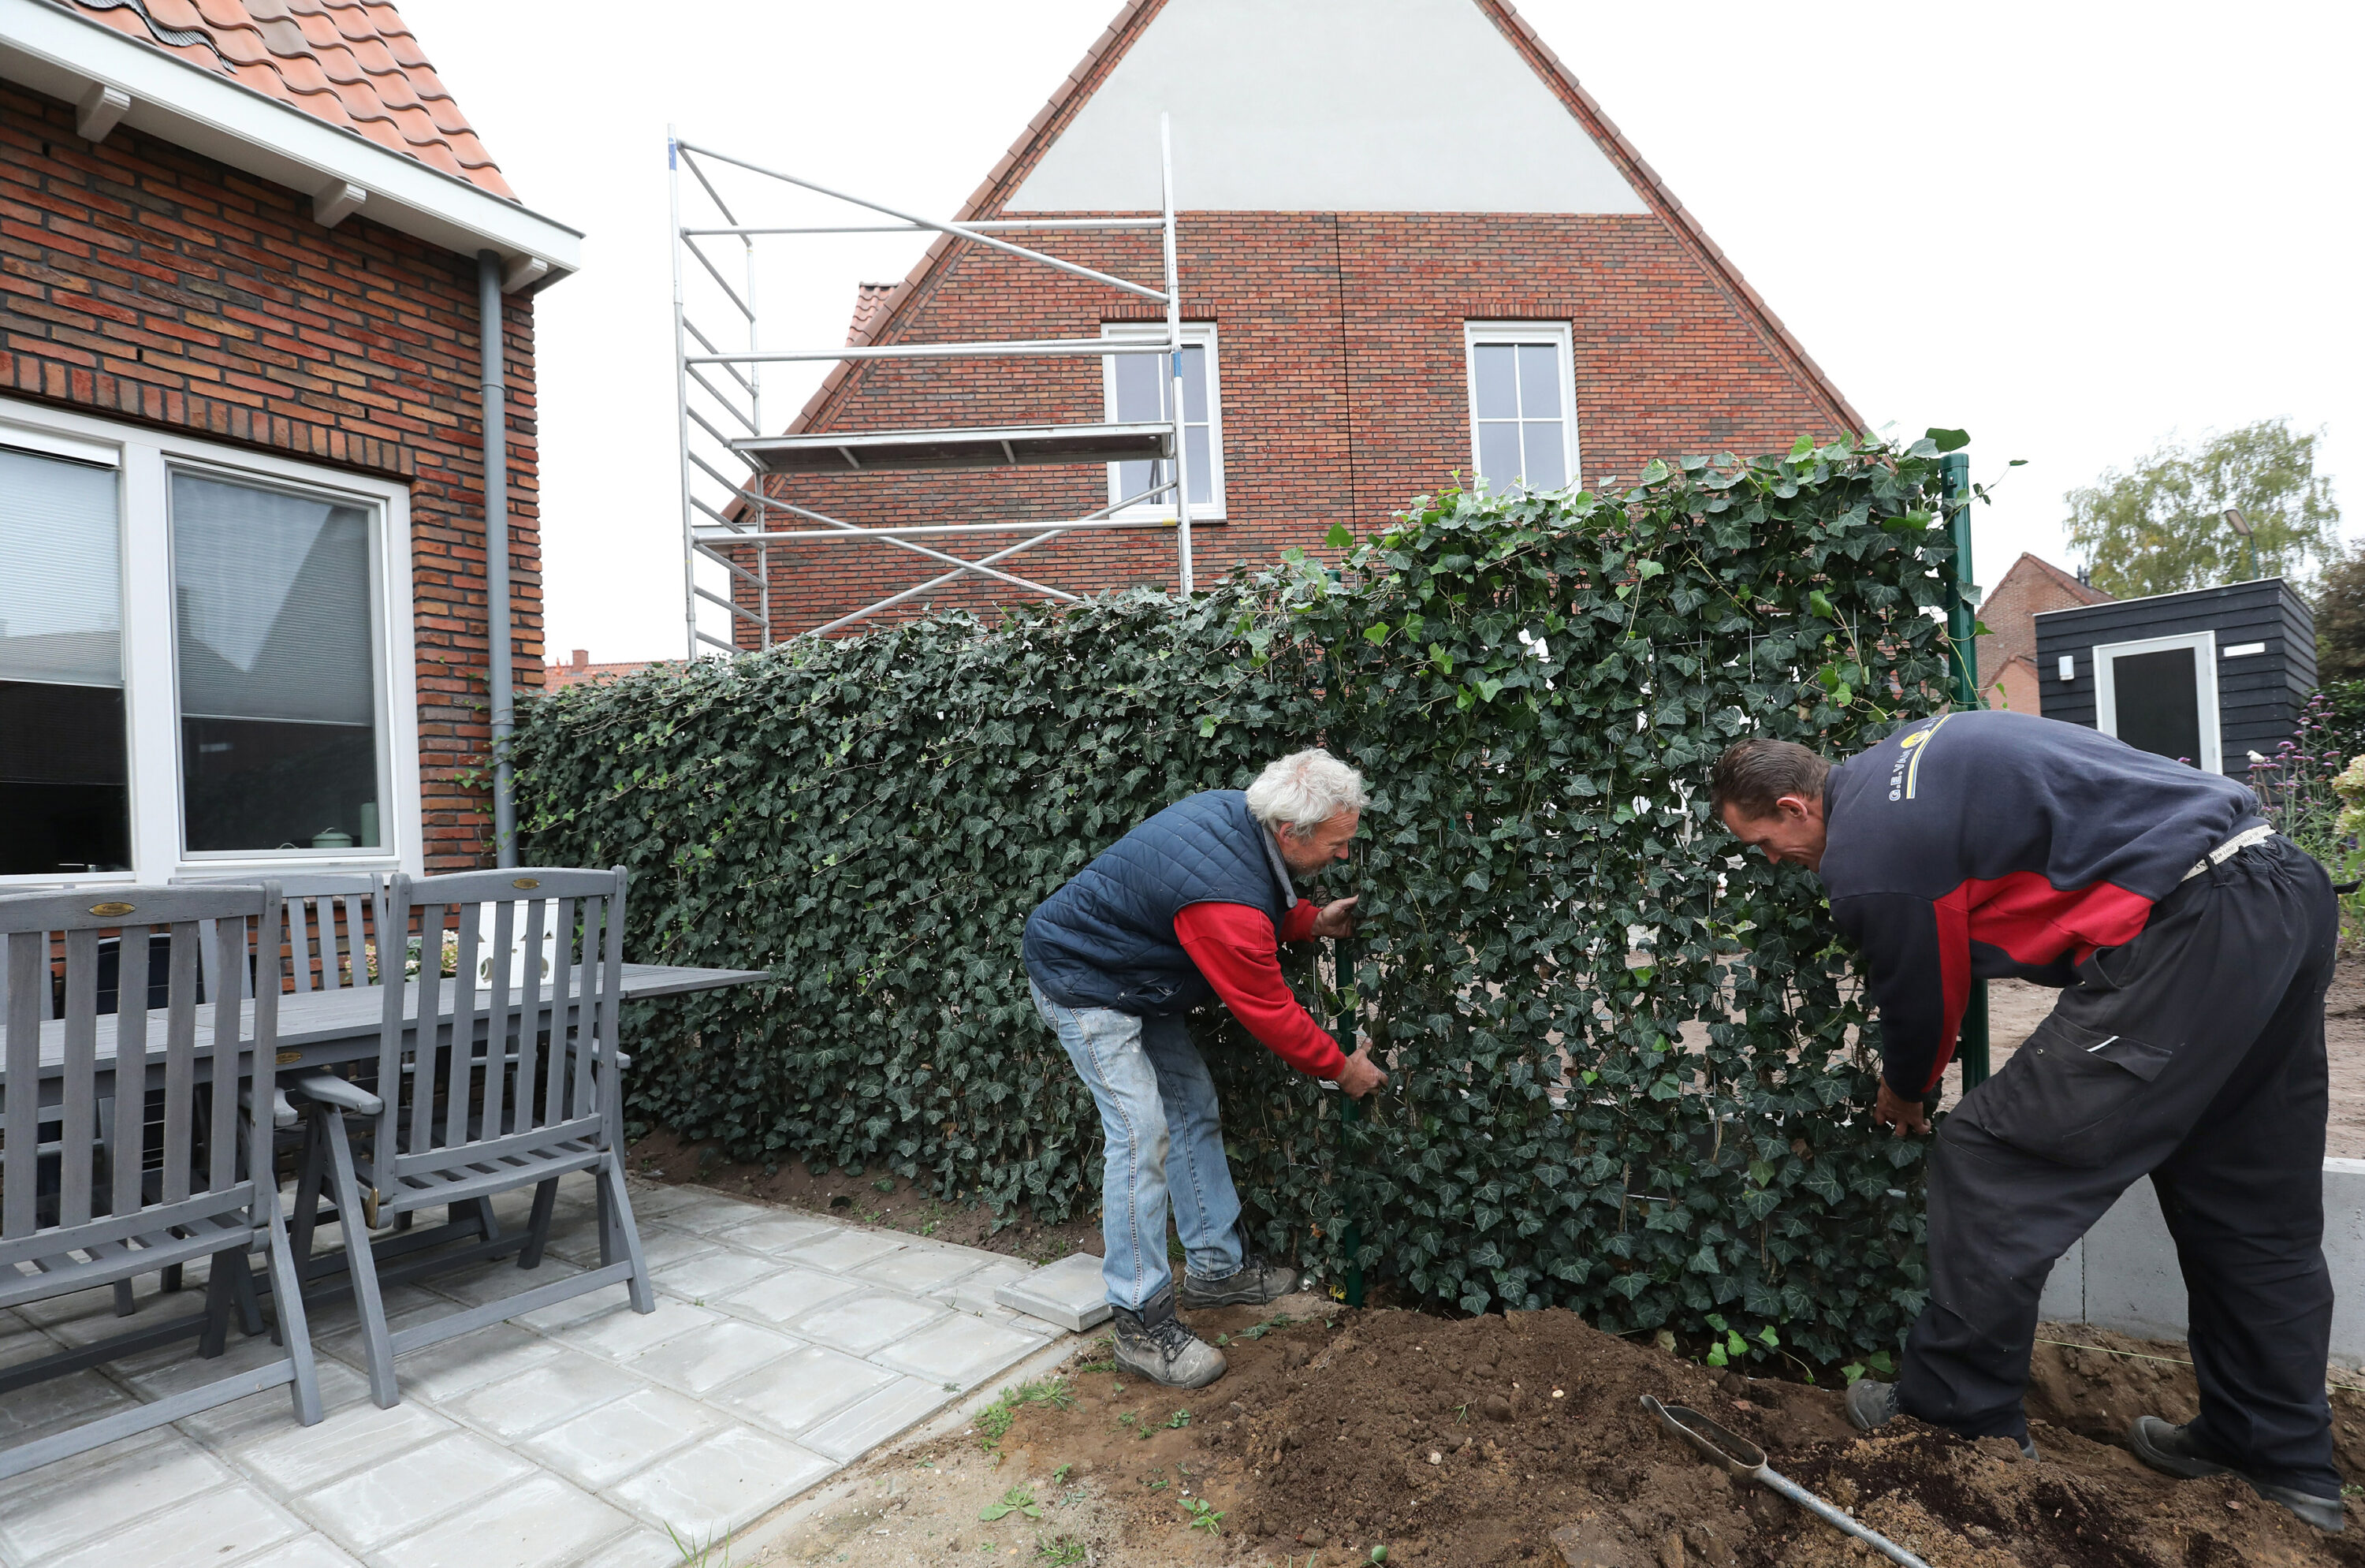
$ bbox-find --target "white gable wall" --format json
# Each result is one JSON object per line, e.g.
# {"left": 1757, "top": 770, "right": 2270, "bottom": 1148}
{"left": 1007, "top": 0, "right": 1648, "bottom": 214}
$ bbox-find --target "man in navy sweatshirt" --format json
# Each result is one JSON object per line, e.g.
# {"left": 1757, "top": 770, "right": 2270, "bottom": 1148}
{"left": 1025, "top": 748, "right": 1387, "bottom": 1388}
{"left": 1711, "top": 710, "right": 2343, "bottom": 1533}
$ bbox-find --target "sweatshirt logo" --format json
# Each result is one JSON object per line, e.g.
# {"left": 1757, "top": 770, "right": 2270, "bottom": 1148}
{"left": 1888, "top": 715, "right": 1952, "bottom": 802}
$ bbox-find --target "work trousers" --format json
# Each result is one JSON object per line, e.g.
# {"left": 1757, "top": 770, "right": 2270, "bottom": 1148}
{"left": 1028, "top": 981, "right": 1246, "bottom": 1310}
{"left": 1899, "top": 832, "right": 2341, "bottom": 1495}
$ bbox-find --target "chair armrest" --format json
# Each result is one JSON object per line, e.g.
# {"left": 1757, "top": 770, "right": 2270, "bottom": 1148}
{"left": 285, "top": 1071, "right": 384, "bottom": 1117}
{"left": 240, "top": 1086, "right": 300, "bottom": 1129}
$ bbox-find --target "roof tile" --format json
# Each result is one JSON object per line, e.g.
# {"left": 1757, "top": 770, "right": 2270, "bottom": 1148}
{"left": 63, "top": 0, "right": 515, "bottom": 198}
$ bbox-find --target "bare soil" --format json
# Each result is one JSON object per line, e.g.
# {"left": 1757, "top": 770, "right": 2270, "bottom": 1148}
{"left": 763, "top": 1309, "right": 2365, "bottom": 1568}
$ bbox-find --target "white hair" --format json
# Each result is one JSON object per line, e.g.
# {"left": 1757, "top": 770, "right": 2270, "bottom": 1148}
{"left": 1245, "top": 748, "right": 1369, "bottom": 840}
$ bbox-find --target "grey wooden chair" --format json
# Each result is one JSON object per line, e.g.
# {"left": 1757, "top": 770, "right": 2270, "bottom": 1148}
{"left": 291, "top": 866, "right": 653, "bottom": 1407}
{"left": 177, "top": 873, "right": 385, "bottom": 1000}
{"left": 0, "top": 884, "right": 322, "bottom": 1480}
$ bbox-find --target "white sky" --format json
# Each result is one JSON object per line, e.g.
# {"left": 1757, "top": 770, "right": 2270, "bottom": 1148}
{"left": 397, "top": 0, "right": 2364, "bottom": 664}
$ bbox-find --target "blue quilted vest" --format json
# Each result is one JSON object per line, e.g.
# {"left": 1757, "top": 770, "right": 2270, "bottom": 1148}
{"left": 1022, "top": 789, "right": 1295, "bottom": 1016}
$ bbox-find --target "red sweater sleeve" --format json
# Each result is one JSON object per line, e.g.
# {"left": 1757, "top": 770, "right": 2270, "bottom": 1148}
{"left": 1172, "top": 902, "right": 1348, "bottom": 1078}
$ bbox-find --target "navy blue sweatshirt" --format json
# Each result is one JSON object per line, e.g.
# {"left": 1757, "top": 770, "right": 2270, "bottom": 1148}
{"left": 1819, "top": 710, "right": 2262, "bottom": 1098}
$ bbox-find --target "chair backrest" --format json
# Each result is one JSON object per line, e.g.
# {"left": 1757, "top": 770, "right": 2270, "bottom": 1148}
{"left": 374, "top": 868, "right": 626, "bottom": 1167}
{"left": 2, "top": 885, "right": 281, "bottom": 1265}
{"left": 173, "top": 873, "right": 385, "bottom": 998}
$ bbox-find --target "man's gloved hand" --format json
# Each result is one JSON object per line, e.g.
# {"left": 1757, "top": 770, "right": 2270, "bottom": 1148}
{"left": 1335, "top": 1037, "right": 1388, "bottom": 1099}
{"left": 1311, "top": 896, "right": 1359, "bottom": 939}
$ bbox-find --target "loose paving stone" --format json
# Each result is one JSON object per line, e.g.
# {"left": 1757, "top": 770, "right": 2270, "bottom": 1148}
{"left": 294, "top": 1431, "right": 531, "bottom": 1549}
{"left": 874, "top": 1312, "right": 1049, "bottom": 1387}
{"left": 608, "top": 1423, "right": 835, "bottom": 1537}
{"left": 650, "top": 1249, "right": 780, "bottom": 1302}
{"left": 791, "top": 1290, "right": 947, "bottom": 1356}
{"left": 781, "top": 1227, "right": 908, "bottom": 1273}
{"left": 934, "top": 1258, "right": 1037, "bottom": 1319}
{"left": 520, "top": 1384, "right": 728, "bottom": 1490}
{"left": 0, "top": 1431, "right": 228, "bottom": 1562}
{"left": 43, "top": 1481, "right": 302, "bottom": 1568}
{"left": 718, "top": 1216, "right": 840, "bottom": 1255}
{"left": 447, "top": 1352, "right": 645, "bottom": 1440}
{"left": 717, "top": 1264, "right": 864, "bottom": 1324}
{"left": 851, "top": 1244, "right": 992, "bottom": 1295}
{"left": 795, "top": 1373, "right": 961, "bottom": 1462}
{"left": 628, "top": 1317, "right": 803, "bottom": 1395}
{"left": 995, "top": 1249, "right": 1112, "bottom": 1331}
{"left": 374, "top": 1471, "right": 634, "bottom": 1568}
{"left": 223, "top": 1398, "right": 453, "bottom": 1493}
{"left": 713, "top": 1343, "right": 898, "bottom": 1435}
{"left": 556, "top": 1298, "right": 722, "bottom": 1362}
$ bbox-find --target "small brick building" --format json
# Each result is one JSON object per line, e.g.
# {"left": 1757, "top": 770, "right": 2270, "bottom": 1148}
{"left": 1975, "top": 553, "right": 2113, "bottom": 714}
{"left": 0, "top": 0, "right": 576, "bottom": 881}
{"left": 744, "top": 0, "right": 1863, "bottom": 638}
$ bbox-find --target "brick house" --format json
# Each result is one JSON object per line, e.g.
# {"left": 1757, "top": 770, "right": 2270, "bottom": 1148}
{"left": 1975, "top": 553, "right": 2112, "bottom": 714}
{"left": 743, "top": 0, "right": 1863, "bottom": 638}
{"left": 0, "top": 0, "right": 576, "bottom": 882}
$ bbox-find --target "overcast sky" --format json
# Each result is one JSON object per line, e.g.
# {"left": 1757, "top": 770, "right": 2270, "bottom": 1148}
{"left": 397, "top": 0, "right": 2363, "bottom": 664}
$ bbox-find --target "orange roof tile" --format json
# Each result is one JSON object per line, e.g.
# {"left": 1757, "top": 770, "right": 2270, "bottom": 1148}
{"left": 65, "top": 0, "right": 516, "bottom": 199}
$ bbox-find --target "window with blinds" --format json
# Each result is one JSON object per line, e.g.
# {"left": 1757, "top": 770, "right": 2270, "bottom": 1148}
{"left": 0, "top": 445, "right": 129, "bottom": 876}
{"left": 171, "top": 471, "right": 384, "bottom": 854}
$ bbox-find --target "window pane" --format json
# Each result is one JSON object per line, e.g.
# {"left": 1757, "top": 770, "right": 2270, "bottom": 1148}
{"left": 171, "top": 472, "right": 382, "bottom": 852}
{"left": 1180, "top": 344, "right": 1209, "bottom": 424}
{"left": 1472, "top": 345, "right": 1518, "bottom": 419}
{"left": 1185, "top": 426, "right": 1213, "bottom": 505}
{"left": 0, "top": 447, "right": 128, "bottom": 875}
{"left": 1521, "top": 422, "right": 1567, "bottom": 490}
{"left": 1476, "top": 422, "right": 1522, "bottom": 488}
{"left": 1112, "top": 351, "right": 1165, "bottom": 423}
{"left": 1517, "top": 344, "right": 1562, "bottom": 419}
{"left": 1115, "top": 456, "right": 1157, "bottom": 506}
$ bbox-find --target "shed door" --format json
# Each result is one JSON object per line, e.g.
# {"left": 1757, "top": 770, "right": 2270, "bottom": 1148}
{"left": 2094, "top": 631, "right": 2221, "bottom": 773}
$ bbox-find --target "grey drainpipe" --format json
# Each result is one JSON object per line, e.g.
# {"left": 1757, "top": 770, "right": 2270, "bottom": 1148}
{"left": 478, "top": 251, "right": 515, "bottom": 867}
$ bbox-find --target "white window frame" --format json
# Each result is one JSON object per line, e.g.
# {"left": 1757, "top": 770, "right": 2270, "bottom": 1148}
{"left": 0, "top": 395, "right": 422, "bottom": 888}
{"left": 2093, "top": 629, "right": 2221, "bottom": 774}
{"left": 1463, "top": 321, "right": 1580, "bottom": 494}
{"left": 1101, "top": 322, "right": 1226, "bottom": 521}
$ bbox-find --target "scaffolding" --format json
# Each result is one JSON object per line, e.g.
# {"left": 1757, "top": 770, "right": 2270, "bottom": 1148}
{"left": 669, "top": 121, "right": 1195, "bottom": 657}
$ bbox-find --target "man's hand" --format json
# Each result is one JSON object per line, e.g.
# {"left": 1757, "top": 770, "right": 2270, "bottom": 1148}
{"left": 1335, "top": 1039, "right": 1388, "bottom": 1099}
{"left": 1875, "top": 1080, "right": 1931, "bottom": 1138}
{"left": 1311, "top": 896, "right": 1359, "bottom": 940}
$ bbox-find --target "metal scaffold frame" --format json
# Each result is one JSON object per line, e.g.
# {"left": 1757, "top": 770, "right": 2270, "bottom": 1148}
{"left": 669, "top": 119, "right": 1195, "bottom": 657}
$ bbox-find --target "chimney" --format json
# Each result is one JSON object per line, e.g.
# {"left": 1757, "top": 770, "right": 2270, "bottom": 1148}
{"left": 2076, "top": 564, "right": 2091, "bottom": 587}
{"left": 572, "top": 649, "right": 589, "bottom": 671}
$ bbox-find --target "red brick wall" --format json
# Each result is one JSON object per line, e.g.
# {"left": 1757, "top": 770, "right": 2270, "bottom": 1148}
{"left": 0, "top": 82, "right": 539, "bottom": 870}
{"left": 1975, "top": 553, "right": 2110, "bottom": 711}
{"left": 746, "top": 210, "right": 1848, "bottom": 635}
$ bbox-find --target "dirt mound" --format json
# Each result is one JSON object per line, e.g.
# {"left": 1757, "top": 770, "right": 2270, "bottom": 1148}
{"left": 976, "top": 1305, "right": 2365, "bottom": 1567}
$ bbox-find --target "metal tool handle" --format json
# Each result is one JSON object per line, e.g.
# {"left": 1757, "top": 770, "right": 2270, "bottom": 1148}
{"left": 1755, "top": 1468, "right": 1934, "bottom": 1568}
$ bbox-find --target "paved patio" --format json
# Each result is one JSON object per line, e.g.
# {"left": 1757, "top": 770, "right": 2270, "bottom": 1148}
{"left": 0, "top": 1179, "right": 1081, "bottom": 1568}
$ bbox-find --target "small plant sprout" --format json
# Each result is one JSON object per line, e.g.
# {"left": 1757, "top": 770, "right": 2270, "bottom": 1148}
{"left": 1034, "top": 1538, "right": 1086, "bottom": 1565}
{"left": 1051, "top": 1464, "right": 1072, "bottom": 1484}
{"left": 664, "top": 1523, "right": 733, "bottom": 1566}
{"left": 1165, "top": 1409, "right": 1192, "bottom": 1429}
{"left": 1182, "top": 1497, "right": 1224, "bottom": 1534}
{"left": 980, "top": 1485, "right": 1043, "bottom": 1522}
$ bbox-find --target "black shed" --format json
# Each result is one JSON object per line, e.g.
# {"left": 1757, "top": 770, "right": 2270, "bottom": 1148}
{"left": 2034, "top": 579, "right": 2315, "bottom": 775}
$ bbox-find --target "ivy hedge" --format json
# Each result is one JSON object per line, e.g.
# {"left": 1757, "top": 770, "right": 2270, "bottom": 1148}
{"left": 513, "top": 433, "right": 1965, "bottom": 1366}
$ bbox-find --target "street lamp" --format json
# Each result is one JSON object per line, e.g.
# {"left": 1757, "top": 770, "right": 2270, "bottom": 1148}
{"left": 2224, "top": 507, "right": 2258, "bottom": 582}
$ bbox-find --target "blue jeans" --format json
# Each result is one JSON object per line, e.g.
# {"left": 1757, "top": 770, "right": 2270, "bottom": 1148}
{"left": 1030, "top": 980, "right": 1245, "bottom": 1310}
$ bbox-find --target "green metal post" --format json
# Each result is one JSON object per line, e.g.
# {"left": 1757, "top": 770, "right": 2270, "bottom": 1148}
{"left": 1940, "top": 452, "right": 1991, "bottom": 1090}
{"left": 1335, "top": 935, "right": 1365, "bottom": 1307}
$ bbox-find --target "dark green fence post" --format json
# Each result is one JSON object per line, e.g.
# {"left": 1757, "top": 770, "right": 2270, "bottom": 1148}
{"left": 1941, "top": 451, "right": 1991, "bottom": 1090}
{"left": 1334, "top": 934, "right": 1365, "bottom": 1307}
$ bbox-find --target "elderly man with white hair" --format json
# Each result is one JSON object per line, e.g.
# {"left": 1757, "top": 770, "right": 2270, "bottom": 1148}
{"left": 1023, "top": 747, "right": 1387, "bottom": 1387}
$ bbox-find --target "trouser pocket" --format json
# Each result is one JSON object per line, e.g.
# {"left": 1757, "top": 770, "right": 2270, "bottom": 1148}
{"left": 1963, "top": 1012, "right": 2175, "bottom": 1167}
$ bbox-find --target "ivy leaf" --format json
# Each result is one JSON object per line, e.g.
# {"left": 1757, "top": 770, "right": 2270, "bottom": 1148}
{"left": 1636, "top": 560, "right": 1665, "bottom": 580}
{"left": 1639, "top": 458, "right": 1670, "bottom": 484}
{"left": 1925, "top": 427, "right": 1972, "bottom": 453}
{"left": 1365, "top": 623, "right": 1391, "bottom": 646}
{"left": 1807, "top": 589, "right": 1837, "bottom": 620}
{"left": 1326, "top": 523, "right": 1354, "bottom": 549}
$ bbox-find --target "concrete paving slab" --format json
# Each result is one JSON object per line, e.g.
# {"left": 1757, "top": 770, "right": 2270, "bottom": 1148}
{"left": 719, "top": 1216, "right": 841, "bottom": 1256}
{"left": 0, "top": 1431, "right": 228, "bottom": 1562}
{"left": 374, "top": 1471, "right": 634, "bottom": 1568}
{"left": 851, "top": 1245, "right": 992, "bottom": 1296}
{"left": 555, "top": 1299, "right": 721, "bottom": 1363}
{"left": 391, "top": 1322, "right": 563, "bottom": 1402}
{"left": 994, "top": 1250, "right": 1111, "bottom": 1331}
{"left": 293, "top": 1431, "right": 532, "bottom": 1550}
{"left": 781, "top": 1228, "right": 908, "bottom": 1274}
{"left": 0, "top": 1368, "right": 137, "bottom": 1442}
{"left": 873, "top": 1313, "right": 1049, "bottom": 1387}
{"left": 789, "top": 1291, "right": 947, "bottom": 1357}
{"left": 619, "top": 1226, "right": 717, "bottom": 1272}
{"left": 177, "top": 1358, "right": 372, "bottom": 1448}
{"left": 520, "top": 1384, "right": 728, "bottom": 1491}
{"left": 628, "top": 1317, "right": 803, "bottom": 1395}
{"left": 117, "top": 1324, "right": 295, "bottom": 1399}
{"left": 431, "top": 1255, "right": 587, "bottom": 1308}
{"left": 568, "top": 1527, "right": 683, "bottom": 1568}
{"left": 43, "top": 1480, "right": 302, "bottom": 1568}
{"left": 235, "top": 1536, "right": 367, "bottom": 1568}
{"left": 717, "top": 1264, "right": 865, "bottom": 1325}
{"left": 651, "top": 1250, "right": 781, "bottom": 1302}
{"left": 935, "top": 1258, "right": 1036, "bottom": 1319}
{"left": 607, "top": 1424, "right": 835, "bottom": 1538}
{"left": 794, "top": 1374, "right": 960, "bottom": 1462}
{"left": 664, "top": 1195, "right": 777, "bottom": 1235}
{"left": 222, "top": 1398, "right": 453, "bottom": 1494}
{"left": 446, "top": 1353, "right": 645, "bottom": 1441}
{"left": 515, "top": 1278, "right": 635, "bottom": 1336}
{"left": 711, "top": 1343, "right": 898, "bottom": 1436}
